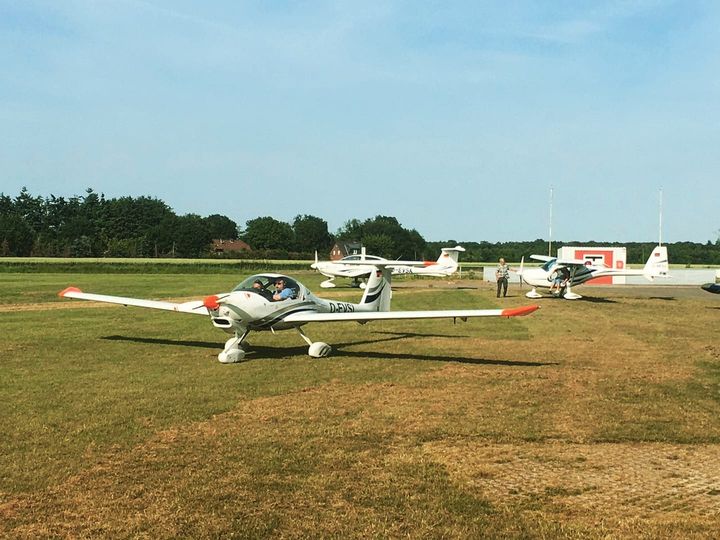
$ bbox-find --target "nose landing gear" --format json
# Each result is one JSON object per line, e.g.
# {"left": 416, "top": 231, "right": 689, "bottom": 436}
{"left": 218, "top": 330, "right": 250, "bottom": 363}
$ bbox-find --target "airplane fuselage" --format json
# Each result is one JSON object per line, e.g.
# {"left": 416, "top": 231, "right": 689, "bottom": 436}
{"left": 206, "top": 273, "right": 387, "bottom": 333}
{"left": 520, "top": 262, "right": 604, "bottom": 290}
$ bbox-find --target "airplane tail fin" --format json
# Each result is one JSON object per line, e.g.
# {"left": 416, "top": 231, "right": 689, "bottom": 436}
{"left": 360, "top": 266, "right": 393, "bottom": 311}
{"left": 642, "top": 245, "right": 669, "bottom": 280}
{"left": 435, "top": 246, "right": 465, "bottom": 272}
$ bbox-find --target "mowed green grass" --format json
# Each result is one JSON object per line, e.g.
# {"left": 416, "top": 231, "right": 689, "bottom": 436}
{"left": 1, "top": 272, "right": 720, "bottom": 538}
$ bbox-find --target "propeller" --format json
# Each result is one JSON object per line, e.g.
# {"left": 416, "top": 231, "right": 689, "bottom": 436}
{"left": 517, "top": 256, "right": 525, "bottom": 290}
{"left": 202, "top": 293, "right": 231, "bottom": 311}
{"left": 203, "top": 295, "right": 220, "bottom": 310}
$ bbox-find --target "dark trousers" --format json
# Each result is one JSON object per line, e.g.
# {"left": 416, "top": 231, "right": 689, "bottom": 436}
{"left": 496, "top": 277, "right": 508, "bottom": 297}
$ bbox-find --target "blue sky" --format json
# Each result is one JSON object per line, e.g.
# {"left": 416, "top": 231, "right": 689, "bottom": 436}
{"left": 1, "top": 1, "right": 718, "bottom": 242}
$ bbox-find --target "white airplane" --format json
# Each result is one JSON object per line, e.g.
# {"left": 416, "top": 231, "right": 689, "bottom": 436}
{"left": 59, "top": 263, "right": 538, "bottom": 363}
{"left": 311, "top": 246, "right": 466, "bottom": 288}
{"left": 517, "top": 245, "right": 669, "bottom": 300}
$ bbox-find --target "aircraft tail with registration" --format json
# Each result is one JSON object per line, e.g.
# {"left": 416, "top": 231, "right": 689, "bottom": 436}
{"left": 641, "top": 245, "right": 669, "bottom": 280}
{"left": 359, "top": 266, "right": 393, "bottom": 311}
{"left": 391, "top": 246, "right": 465, "bottom": 277}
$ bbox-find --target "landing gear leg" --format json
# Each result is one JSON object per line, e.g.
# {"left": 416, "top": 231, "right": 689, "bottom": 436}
{"left": 296, "top": 327, "right": 332, "bottom": 358}
{"left": 218, "top": 329, "right": 250, "bottom": 363}
{"left": 563, "top": 268, "right": 582, "bottom": 300}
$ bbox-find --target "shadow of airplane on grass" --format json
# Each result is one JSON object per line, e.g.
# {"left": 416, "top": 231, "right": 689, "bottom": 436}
{"left": 573, "top": 296, "right": 617, "bottom": 304}
{"left": 104, "top": 335, "right": 219, "bottom": 350}
{"left": 103, "top": 332, "right": 556, "bottom": 367}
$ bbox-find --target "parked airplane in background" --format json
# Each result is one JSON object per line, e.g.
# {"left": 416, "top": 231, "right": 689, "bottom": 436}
{"left": 517, "top": 245, "right": 670, "bottom": 299}
{"left": 702, "top": 283, "right": 720, "bottom": 294}
{"left": 59, "top": 261, "right": 538, "bottom": 363}
{"left": 311, "top": 246, "right": 465, "bottom": 288}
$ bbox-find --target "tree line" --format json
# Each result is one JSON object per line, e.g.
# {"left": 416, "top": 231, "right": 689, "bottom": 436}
{"left": 1, "top": 187, "right": 719, "bottom": 264}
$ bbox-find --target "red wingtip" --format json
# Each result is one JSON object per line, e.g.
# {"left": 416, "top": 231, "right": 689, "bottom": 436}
{"left": 501, "top": 305, "right": 540, "bottom": 317}
{"left": 59, "top": 286, "right": 82, "bottom": 297}
{"left": 203, "top": 295, "right": 220, "bottom": 310}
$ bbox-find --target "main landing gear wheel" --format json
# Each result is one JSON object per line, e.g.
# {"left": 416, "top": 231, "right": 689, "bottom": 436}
{"left": 562, "top": 286, "right": 582, "bottom": 300}
{"left": 219, "top": 349, "right": 246, "bottom": 364}
{"left": 297, "top": 327, "right": 332, "bottom": 358}
{"left": 525, "top": 288, "right": 543, "bottom": 299}
{"left": 308, "top": 342, "right": 332, "bottom": 358}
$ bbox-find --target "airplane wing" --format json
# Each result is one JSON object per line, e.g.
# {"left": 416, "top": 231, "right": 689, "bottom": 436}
{"left": 529, "top": 255, "right": 555, "bottom": 262}
{"left": 555, "top": 257, "right": 598, "bottom": 267}
{"left": 58, "top": 287, "right": 210, "bottom": 315}
{"left": 339, "top": 259, "right": 442, "bottom": 268}
{"left": 529, "top": 256, "right": 607, "bottom": 270}
{"left": 283, "top": 304, "right": 539, "bottom": 323}
{"left": 329, "top": 266, "right": 377, "bottom": 278}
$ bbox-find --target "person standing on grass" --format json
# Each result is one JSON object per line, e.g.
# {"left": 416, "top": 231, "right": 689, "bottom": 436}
{"left": 495, "top": 258, "right": 510, "bottom": 298}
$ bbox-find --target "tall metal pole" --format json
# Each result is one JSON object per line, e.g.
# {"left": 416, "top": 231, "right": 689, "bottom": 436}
{"left": 658, "top": 187, "right": 663, "bottom": 246}
{"left": 548, "top": 186, "right": 554, "bottom": 256}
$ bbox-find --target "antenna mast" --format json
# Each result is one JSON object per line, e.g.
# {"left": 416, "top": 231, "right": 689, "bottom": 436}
{"left": 658, "top": 187, "right": 663, "bottom": 246}
{"left": 548, "top": 186, "right": 554, "bottom": 256}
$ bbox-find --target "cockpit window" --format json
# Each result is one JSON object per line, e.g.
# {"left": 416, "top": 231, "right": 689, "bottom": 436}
{"left": 232, "top": 275, "right": 301, "bottom": 300}
{"left": 341, "top": 254, "right": 383, "bottom": 262}
{"left": 541, "top": 259, "right": 556, "bottom": 272}
{"left": 234, "top": 275, "right": 273, "bottom": 292}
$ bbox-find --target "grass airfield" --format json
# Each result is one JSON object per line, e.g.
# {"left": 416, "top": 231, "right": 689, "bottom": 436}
{"left": 1, "top": 270, "right": 719, "bottom": 538}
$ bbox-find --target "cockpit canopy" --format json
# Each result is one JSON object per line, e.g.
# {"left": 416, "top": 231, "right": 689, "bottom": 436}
{"left": 541, "top": 259, "right": 557, "bottom": 272}
{"left": 340, "top": 254, "right": 385, "bottom": 263}
{"left": 232, "top": 274, "right": 302, "bottom": 300}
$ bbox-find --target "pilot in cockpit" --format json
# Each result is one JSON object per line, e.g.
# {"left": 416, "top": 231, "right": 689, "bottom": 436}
{"left": 252, "top": 279, "right": 273, "bottom": 301}
{"left": 272, "top": 278, "right": 294, "bottom": 301}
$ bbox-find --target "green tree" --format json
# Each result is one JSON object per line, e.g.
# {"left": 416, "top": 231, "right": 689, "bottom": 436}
{"left": 335, "top": 215, "right": 425, "bottom": 259}
{"left": 0, "top": 214, "right": 35, "bottom": 256}
{"left": 0, "top": 193, "right": 13, "bottom": 215}
{"left": 103, "top": 196, "right": 174, "bottom": 241}
{"left": 204, "top": 214, "right": 238, "bottom": 240}
{"left": 293, "top": 214, "right": 333, "bottom": 253}
{"left": 336, "top": 218, "right": 363, "bottom": 241}
{"left": 363, "top": 233, "right": 394, "bottom": 258}
{"left": 13, "top": 187, "right": 44, "bottom": 234}
{"left": 146, "top": 216, "right": 178, "bottom": 257}
{"left": 242, "top": 216, "right": 294, "bottom": 250}
{"left": 173, "top": 214, "right": 213, "bottom": 257}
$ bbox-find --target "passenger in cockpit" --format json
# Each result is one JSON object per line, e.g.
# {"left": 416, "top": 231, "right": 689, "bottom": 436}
{"left": 253, "top": 279, "right": 273, "bottom": 300}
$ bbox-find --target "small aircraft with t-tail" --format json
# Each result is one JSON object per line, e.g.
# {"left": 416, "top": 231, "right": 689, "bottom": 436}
{"left": 59, "top": 261, "right": 538, "bottom": 363}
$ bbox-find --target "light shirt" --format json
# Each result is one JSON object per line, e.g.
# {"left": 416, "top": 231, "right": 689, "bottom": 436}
{"left": 274, "top": 287, "right": 294, "bottom": 300}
